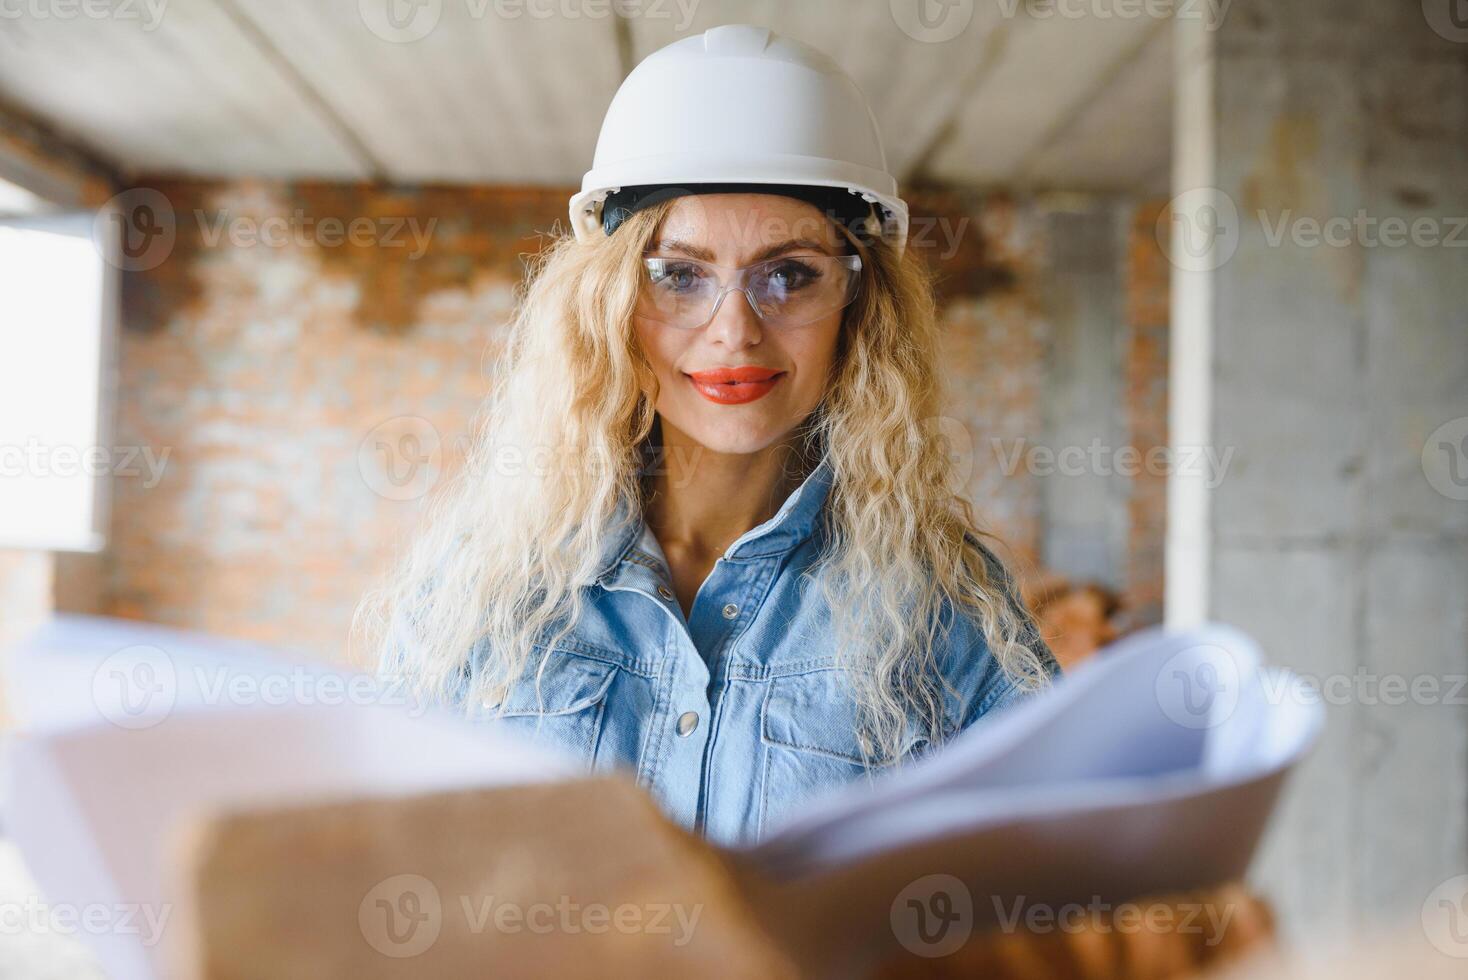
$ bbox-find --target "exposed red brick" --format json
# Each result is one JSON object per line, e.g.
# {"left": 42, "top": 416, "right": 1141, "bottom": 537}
{"left": 96, "top": 181, "right": 1166, "bottom": 660}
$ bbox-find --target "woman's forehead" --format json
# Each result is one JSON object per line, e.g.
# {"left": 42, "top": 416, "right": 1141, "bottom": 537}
{"left": 653, "top": 193, "right": 846, "bottom": 260}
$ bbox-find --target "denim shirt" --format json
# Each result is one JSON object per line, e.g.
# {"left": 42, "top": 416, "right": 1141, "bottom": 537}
{"left": 414, "top": 455, "right": 1054, "bottom": 847}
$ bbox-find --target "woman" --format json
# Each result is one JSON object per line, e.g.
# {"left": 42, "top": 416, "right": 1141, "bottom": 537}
{"left": 364, "top": 25, "right": 1056, "bottom": 846}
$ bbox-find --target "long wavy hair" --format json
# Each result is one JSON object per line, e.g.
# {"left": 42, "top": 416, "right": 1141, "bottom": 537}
{"left": 356, "top": 201, "right": 1051, "bottom": 765}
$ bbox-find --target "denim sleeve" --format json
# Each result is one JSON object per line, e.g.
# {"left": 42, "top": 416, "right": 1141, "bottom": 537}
{"left": 374, "top": 599, "right": 426, "bottom": 710}
{"left": 376, "top": 600, "right": 412, "bottom": 681}
{"left": 376, "top": 584, "right": 474, "bottom": 711}
{"left": 951, "top": 533, "right": 1061, "bottom": 731}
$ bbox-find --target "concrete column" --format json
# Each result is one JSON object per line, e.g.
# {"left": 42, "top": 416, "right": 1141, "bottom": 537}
{"left": 1041, "top": 205, "right": 1128, "bottom": 588}
{"left": 1168, "top": 1, "right": 1468, "bottom": 939}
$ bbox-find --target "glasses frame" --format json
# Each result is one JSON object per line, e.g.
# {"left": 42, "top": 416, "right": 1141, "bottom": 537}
{"left": 637, "top": 253, "right": 864, "bottom": 330}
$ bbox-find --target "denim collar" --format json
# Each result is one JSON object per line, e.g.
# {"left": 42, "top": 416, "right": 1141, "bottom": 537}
{"left": 595, "top": 454, "right": 835, "bottom": 585}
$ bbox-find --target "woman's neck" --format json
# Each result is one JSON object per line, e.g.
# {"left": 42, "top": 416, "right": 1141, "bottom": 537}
{"left": 643, "top": 419, "right": 810, "bottom": 563}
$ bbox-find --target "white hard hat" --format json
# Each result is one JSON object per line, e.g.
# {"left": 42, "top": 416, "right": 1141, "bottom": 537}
{"left": 569, "top": 24, "right": 909, "bottom": 254}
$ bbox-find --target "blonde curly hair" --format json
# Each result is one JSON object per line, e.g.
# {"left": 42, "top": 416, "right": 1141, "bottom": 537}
{"left": 356, "top": 201, "right": 1051, "bottom": 765}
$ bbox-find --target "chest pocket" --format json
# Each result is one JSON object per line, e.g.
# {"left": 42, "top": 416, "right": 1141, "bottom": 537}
{"left": 757, "top": 668, "right": 939, "bottom": 839}
{"left": 758, "top": 669, "right": 930, "bottom": 840}
{"left": 486, "top": 650, "right": 618, "bottom": 772}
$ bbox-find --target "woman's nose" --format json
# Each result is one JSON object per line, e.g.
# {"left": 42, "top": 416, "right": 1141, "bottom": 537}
{"left": 701, "top": 287, "right": 763, "bottom": 349}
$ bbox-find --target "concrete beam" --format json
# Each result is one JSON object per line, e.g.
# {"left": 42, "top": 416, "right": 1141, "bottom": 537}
{"left": 0, "top": 94, "right": 119, "bottom": 209}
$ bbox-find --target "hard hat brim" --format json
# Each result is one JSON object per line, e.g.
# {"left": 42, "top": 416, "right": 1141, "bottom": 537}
{"left": 569, "top": 151, "right": 909, "bottom": 256}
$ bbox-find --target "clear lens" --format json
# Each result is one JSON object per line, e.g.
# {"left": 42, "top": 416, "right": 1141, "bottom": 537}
{"left": 639, "top": 254, "right": 861, "bottom": 329}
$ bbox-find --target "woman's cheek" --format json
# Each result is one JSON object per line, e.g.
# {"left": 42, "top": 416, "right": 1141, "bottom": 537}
{"left": 634, "top": 320, "right": 680, "bottom": 403}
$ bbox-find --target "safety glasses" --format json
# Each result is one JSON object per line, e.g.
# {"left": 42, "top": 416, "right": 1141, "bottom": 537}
{"left": 637, "top": 253, "right": 862, "bottom": 330}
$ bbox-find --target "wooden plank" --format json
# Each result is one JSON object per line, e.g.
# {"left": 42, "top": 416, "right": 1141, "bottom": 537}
{"left": 929, "top": 10, "right": 1165, "bottom": 187}
{"left": 0, "top": 2, "right": 368, "bottom": 178}
{"left": 228, "top": 1, "right": 623, "bottom": 185}
{"left": 1025, "top": 20, "right": 1173, "bottom": 194}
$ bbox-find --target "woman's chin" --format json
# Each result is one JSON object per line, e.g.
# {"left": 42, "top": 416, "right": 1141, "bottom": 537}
{"left": 662, "top": 410, "right": 797, "bottom": 457}
{"left": 683, "top": 426, "right": 787, "bottom": 457}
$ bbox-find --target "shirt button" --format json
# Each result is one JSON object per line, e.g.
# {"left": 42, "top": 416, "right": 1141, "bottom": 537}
{"left": 676, "top": 711, "right": 699, "bottom": 737}
{"left": 657, "top": 584, "right": 674, "bottom": 601}
{"left": 722, "top": 603, "right": 739, "bottom": 619}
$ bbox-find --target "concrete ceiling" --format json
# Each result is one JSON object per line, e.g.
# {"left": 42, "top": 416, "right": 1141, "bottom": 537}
{"left": 0, "top": 0, "right": 1172, "bottom": 194}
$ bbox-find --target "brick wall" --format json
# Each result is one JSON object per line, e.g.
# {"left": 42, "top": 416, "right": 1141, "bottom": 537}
{"left": 63, "top": 180, "right": 1168, "bottom": 661}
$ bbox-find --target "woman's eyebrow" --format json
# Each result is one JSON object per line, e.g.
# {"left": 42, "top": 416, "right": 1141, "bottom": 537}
{"left": 650, "top": 238, "right": 716, "bottom": 261}
{"left": 649, "top": 237, "right": 835, "bottom": 262}
{"left": 751, "top": 238, "right": 835, "bottom": 261}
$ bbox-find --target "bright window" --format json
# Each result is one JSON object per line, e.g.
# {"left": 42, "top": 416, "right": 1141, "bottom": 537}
{"left": 0, "top": 214, "right": 115, "bottom": 551}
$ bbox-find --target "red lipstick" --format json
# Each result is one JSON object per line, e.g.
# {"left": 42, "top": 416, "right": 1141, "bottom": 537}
{"left": 684, "top": 366, "right": 786, "bottom": 405}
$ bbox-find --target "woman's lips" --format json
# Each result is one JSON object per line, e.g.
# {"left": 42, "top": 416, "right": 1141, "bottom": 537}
{"left": 684, "top": 366, "right": 786, "bottom": 405}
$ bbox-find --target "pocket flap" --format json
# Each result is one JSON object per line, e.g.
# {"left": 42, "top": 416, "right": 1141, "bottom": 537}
{"left": 762, "top": 669, "right": 931, "bottom": 764}
{"left": 496, "top": 652, "right": 617, "bottom": 717}
{"left": 761, "top": 670, "right": 874, "bottom": 764}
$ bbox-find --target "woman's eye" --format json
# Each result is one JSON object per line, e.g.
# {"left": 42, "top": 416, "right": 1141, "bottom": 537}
{"left": 765, "top": 259, "right": 820, "bottom": 291}
{"left": 651, "top": 262, "right": 705, "bottom": 291}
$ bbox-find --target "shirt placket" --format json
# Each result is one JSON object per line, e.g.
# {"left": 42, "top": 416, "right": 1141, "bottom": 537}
{"left": 685, "top": 553, "right": 780, "bottom": 831}
{"left": 589, "top": 454, "right": 833, "bottom": 835}
{"left": 598, "top": 551, "right": 713, "bottom": 830}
